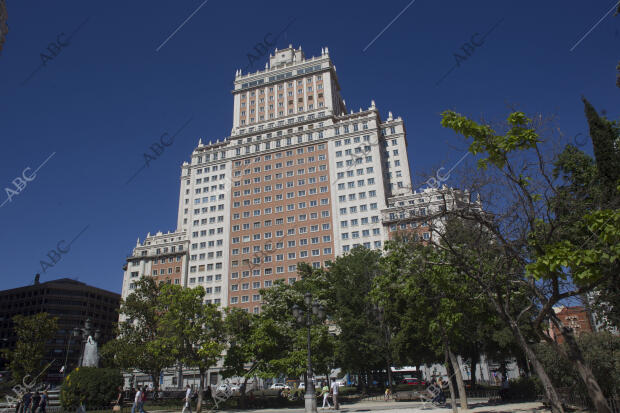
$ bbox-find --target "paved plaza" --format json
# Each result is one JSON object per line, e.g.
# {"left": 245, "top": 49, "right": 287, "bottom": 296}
{"left": 192, "top": 400, "right": 549, "bottom": 413}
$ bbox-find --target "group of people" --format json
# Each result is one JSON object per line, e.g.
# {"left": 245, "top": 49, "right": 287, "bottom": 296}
{"left": 319, "top": 380, "right": 340, "bottom": 410}
{"left": 125, "top": 386, "right": 149, "bottom": 413}
{"left": 14, "top": 390, "right": 48, "bottom": 413}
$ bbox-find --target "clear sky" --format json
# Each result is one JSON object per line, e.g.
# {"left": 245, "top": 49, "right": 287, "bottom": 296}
{"left": 0, "top": 0, "right": 618, "bottom": 293}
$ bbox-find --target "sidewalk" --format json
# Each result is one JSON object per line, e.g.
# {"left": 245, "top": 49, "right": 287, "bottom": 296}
{"left": 167, "top": 400, "right": 549, "bottom": 413}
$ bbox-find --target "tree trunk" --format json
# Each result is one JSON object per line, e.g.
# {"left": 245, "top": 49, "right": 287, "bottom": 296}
{"left": 487, "top": 292, "right": 564, "bottom": 413}
{"left": 471, "top": 351, "right": 479, "bottom": 388}
{"left": 552, "top": 318, "right": 612, "bottom": 413}
{"left": 448, "top": 348, "right": 468, "bottom": 411}
{"left": 445, "top": 349, "right": 458, "bottom": 413}
{"left": 149, "top": 370, "right": 161, "bottom": 400}
{"left": 239, "top": 374, "right": 250, "bottom": 409}
{"left": 196, "top": 368, "right": 205, "bottom": 413}
{"left": 509, "top": 320, "right": 564, "bottom": 413}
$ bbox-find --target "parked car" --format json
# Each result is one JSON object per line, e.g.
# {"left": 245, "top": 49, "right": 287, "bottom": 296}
{"left": 270, "top": 383, "right": 290, "bottom": 390}
{"left": 401, "top": 378, "right": 426, "bottom": 386}
{"left": 215, "top": 383, "right": 240, "bottom": 394}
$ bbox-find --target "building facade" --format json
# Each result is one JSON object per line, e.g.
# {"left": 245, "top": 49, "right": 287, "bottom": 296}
{"left": 122, "top": 45, "right": 441, "bottom": 312}
{"left": 0, "top": 275, "right": 120, "bottom": 383}
{"left": 548, "top": 306, "right": 594, "bottom": 343}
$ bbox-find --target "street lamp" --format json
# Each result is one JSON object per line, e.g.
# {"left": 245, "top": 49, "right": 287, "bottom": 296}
{"left": 373, "top": 304, "right": 393, "bottom": 391}
{"left": 73, "top": 318, "right": 101, "bottom": 367}
{"left": 291, "top": 292, "right": 326, "bottom": 413}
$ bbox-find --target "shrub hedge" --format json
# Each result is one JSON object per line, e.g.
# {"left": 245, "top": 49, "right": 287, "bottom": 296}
{"left": 60, "top": 367, "right": 123, "bottom": 410}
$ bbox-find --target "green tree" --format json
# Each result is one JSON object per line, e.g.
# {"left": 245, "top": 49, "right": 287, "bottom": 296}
{"left": 100, "top": 277, "right": 174, "bottom": 395}
{"left": 324, "top": 247, "right": 388, "bottom": 390}
{"left": 2, "top": 313, "right": 58, "bottom": 384}
{"left": 257, "top": 263, "right": 335, "bottom": 383}
{"left": 158, "top": 284, "right": 225, "bottom": 413}
{"left": 221, "top": 308, "right": 265, "bottom": 407}
{"left": 440, "top": 109, "right": 618, "bottom": 413}
{"left": 376, "top": 242, "right": 495, "bottom": 411}
{"left": 535, "top": 332, "right": 620, "bottom": 400}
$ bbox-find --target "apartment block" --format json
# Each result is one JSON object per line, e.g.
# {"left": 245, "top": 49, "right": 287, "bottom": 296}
{"left": 122, "top": 45, "right": 433, "bottom": 313}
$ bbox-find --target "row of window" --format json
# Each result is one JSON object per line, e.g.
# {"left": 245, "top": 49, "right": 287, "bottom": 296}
{"left": 240, "top": 103, "right": 325, "bottom": 124}
{"left": 341, "top": 229, "right": 381, "bottom": 239}
{"left": 338, "top": 203, "right": 379, "bottom": 214}
{"left": 233, "top": 243, "right": 332, "bottom": 259}
{"left": 191, "top": 162, "right": 226, "bottom": 171}
{"left": 232, "top": 201, "right": 327, "bottom": 219}
{"left": 232, "top": 224, "right": 331, "bottom": 243}
{"left": 336, "top": 178, "right": 376, "bottom": 190}
{"left": 337, "top": 191, "right": 377, "bottom": 202}
{"left": 240, "top": 75, "right": 323, "bottom": 97}
{"left": 240, "top": 92, "right": 324, "bottom": 112}
{"left": 185, "top": 185, "right": 226, "bottom": 197}
{"left": 235, "top": 162, "right": 327, "bottom": 179}
{"left": 342, "top": 241, "right": 382, "bottom": 252}
{"left": 232, "top": 213, "right": 330, "bottom": 228}
{"left": 189, "top": 216, "right": 224, "bottom": 227}
{"left": 333, "top": 123, "right": 370, "bottom": 136}
{"left": 190, "top": 251, "right": 223, "bottom": 260}
{"left": 336, "top": 167, "right": 375, "bottom": 181}
{"left": 389, "top": 221, "right": 429, "bottom": 230}
{"left": 188, "top": 274, "right": 222, "bottom": 283}
{"left": 233, "top": 193, "right": 329, "bottom": 210}
{"left": 135, "top": 245, "right": 184, "bottom": 257}
{"left": 190, "top": 263, "right": 223, "bottom": 272}
{"left": 241, "top": 85, "right": 323, "bottom": 106}
{"left": 230, "top": 294, "right": 261, "bottom": 304}
{"left": 231, "top": 259, "right": 330, "bottom": 274}
{"left": 335, "top": 156, "right": 373, "bottom": 169}
{"left": 131, "top": 255, "right": 183, "bottom": 267}
{"left": 153, "top": 267, "right": 181, "bottom": 275}
{"left": 191, "top": 239, "right": 224, "bottom": 249}
{"left": 234, "top": 176, "right": 328, "bottom": 193}
{"left": 340, "top": 216, "right": 380, "bottom": 227}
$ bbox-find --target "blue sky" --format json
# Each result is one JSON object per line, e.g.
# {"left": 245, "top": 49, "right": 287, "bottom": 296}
{"left": 0, "top": 0, "right": 618, "bottom": 293}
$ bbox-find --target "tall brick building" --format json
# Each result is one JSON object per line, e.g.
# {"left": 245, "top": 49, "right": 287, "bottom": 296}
{"left": 121, "top": 45, "right": 457, "bottom": 312}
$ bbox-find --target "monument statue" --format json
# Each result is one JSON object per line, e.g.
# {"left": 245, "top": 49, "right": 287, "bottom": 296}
{"left": 82, "top": 335, "right": 99, "bottom": 367}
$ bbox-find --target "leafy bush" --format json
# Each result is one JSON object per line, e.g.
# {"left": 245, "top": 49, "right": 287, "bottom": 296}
{"left": 505, "top": 376, "right": 542, "bottom": 400}
{"left": 535, "top": 332, "right": 620, "bottom": 400}
{"left": 60, "top": 367, "right": 123, "bottom": 409}
{"left": 337, "top": 386, "right": 358, "bottom": 396}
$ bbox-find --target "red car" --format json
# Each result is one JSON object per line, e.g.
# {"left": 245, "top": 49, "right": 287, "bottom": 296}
{"left": 401, "top": 378, "right": 426, "bottom": 386}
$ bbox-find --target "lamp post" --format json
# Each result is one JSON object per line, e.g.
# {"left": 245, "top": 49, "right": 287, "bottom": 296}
{"left": 73, "top": 318, "right": 101, "bottom": 367}
{"left": 373, "top": 304, "right": 393, "bottom": 391}
{"left": 291, "top": 292, "right": 326, "bottom": 413}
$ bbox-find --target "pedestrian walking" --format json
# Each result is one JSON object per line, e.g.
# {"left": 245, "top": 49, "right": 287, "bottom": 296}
{"left": 22, "top": 391, "right": 32, "bottom": 413}
{"left": 113, "top": 386, "right": 123, "bottom": 412}
{"left": 330, "top": 380, "right": 339, "bottom": 410}
{"left": 139, "top": 387, "right": 147, "bottom": 413}
{"left": 181, "top": 385, "right": 192, "bottom": 413}
{"left": 37, "top": 391, "right": 48, "bottom": 413}
{"left": 31, "top": 392, "right": 40, "bottom": 413}
{"left": 320, "top": 384, "right": 331, "bottom": 409}
{"left": 131, "top": 387, "right": 142, "bottom": 413}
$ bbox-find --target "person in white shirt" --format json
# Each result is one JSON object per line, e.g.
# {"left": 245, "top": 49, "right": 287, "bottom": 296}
{"left": 182, "top": 385, "right": 192, "bottom": 413}
{"left": 330, "top": 381, "right": 339, "bottom": 410}
{"left": 131, "top": 389, "right": 142, "bottom": 413}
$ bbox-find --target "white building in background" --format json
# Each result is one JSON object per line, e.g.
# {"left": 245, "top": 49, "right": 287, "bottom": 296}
{"left": 120, "top": 45, "right": 465, "bottom": 388}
